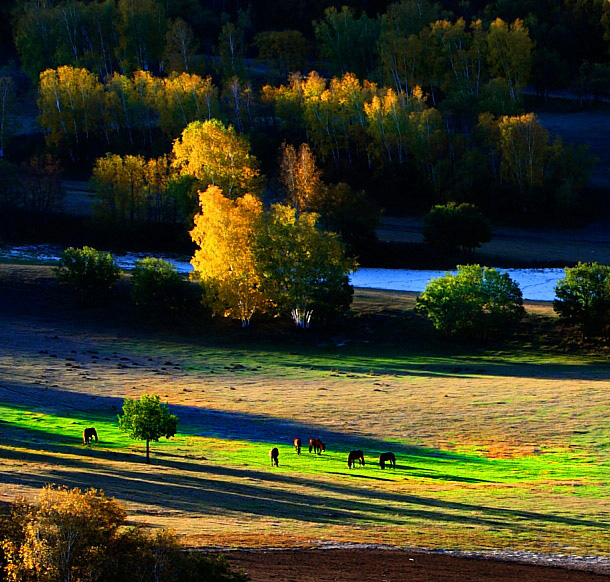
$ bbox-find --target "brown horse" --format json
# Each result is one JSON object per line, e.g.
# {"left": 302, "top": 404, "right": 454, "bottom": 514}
{"left": 309, "top": 438, "right": 325, "bottom": 454}
{"left": 347, "top": 450, "right": 365, "bottom": 468}
{"left": 270, "top": 447, "right": 279, "bottom": 467}
{"left": 293, "top": 438, "right": 302, "bottom": 454}
{"left": 82, "top": 427, "right": 98, "bottom": 445}
{"left": 379, "top": 452, "right": 396, "bottom": 469}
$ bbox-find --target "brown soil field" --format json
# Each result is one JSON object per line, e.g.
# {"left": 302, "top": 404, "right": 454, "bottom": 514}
{"left": 225, "top": 548, "right": 610, "bottom": 581}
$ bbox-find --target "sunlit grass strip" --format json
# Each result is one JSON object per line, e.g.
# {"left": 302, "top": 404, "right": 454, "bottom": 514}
{"left": 2, "top": 404, "right": 607, "bottom": 487}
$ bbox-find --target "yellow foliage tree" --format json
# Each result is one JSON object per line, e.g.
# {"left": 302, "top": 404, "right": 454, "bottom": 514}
{"left": 92, "top": 153, "right": 147, "bottom": 222}
{"left": 172, "top": 119, "right": 262, "bottom": 198}
{"left": 159, "top": 73, "right": 218, "bottom": 136}
{"left": 486, "top": 18, "right": 533, "bottom": 101}
{"left": 280, "top": 142, "right": 325, "bottom": 213}
{"left": 38, "top": 66, "right": 104, "bottom": 157}
{"left": 2, "top": 486, "right": 126, "bottom": 582}
{"left": 499, "top": 113, "right": 549, "bottom": 194}
{"left": 190, "top": 185, "right": 265, "bottom": 326}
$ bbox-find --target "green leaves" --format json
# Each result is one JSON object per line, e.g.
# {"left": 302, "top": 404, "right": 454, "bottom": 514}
{"left": 254, "top": 205, "right": 356, "bottom": 328}
{"left": 554, "top": 262, "right": 610, "bottom": 337}
{"left": 54, "top": 246, "right": 122, "bottom": 300}
{"left": 118, "top": 394, "right": 178, "bottom": 462}
{"left": 416, "top": 265, "right": 524, "bottom": 339}
{"left": 423, "top": 202, "right": 491, "bottom": 256}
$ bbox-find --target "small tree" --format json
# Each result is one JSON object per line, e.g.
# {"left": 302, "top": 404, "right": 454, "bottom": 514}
{"left": 554, "top": 262, "right": 610, "bottom": 338}
{"left": 54, "top": 246, "right": 122, "bottom": 300}
{"left": 423, "top": 202, "right": 491, "bottom": 256}
{"left": 118, "top": 394, "right": 178, "bottom": 463}
{"left": 416, "top": 264, "right": 524, "bottom": 339}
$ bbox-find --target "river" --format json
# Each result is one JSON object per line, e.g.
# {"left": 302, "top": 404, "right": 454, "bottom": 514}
{"left": 0, "top": 244, "right": 565, "bottom": 301}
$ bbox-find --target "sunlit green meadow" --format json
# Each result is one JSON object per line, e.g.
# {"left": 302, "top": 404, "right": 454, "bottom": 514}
{"left": 1, "top": 271, "right": 610, "bottom": 552}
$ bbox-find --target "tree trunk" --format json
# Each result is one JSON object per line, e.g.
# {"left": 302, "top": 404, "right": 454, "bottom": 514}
{"left": 146, "top": 439, "right": 150, "bottom": 464}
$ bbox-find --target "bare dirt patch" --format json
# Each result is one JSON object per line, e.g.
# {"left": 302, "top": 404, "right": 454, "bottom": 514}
{"left": 224, "top": 548, "right": 610, "bottom": 581}
{"left": 378, "top": 216, "right": 610, "bottom": 266}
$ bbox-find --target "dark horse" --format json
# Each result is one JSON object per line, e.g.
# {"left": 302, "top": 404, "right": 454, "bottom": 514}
{"left": 270, "top": 447, "right": 279, "bottom": 467}
{"left": 379, "top": 452, "right": 396, "bottom": 469}
{"left": 294, "top": 438, "right": 302, "bottom": 454}
{"left": 347, "top": 450, "right": 365, "bottom": 468}
{"left": 82, "top": 427, "right": 98, "bottom": 445}
{"left": 309, "top": 438, "right": 325, "bottom": 454}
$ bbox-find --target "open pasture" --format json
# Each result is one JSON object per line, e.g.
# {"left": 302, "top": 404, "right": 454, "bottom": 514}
{"left": 0, "top": 265, "right": 610, "bottom": 555}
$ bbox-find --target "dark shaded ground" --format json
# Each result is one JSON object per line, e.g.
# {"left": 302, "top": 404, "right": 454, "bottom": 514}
{"left": 225, "top": 549, "right": 610, "bottom": 581}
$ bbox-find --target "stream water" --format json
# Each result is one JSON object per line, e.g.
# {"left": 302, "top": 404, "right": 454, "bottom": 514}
{"left": 0, "top": 244, "right": 566, "bottom": 301}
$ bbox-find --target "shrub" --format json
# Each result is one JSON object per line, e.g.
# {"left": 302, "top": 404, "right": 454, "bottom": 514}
{"left": 554, "top": 262, "right": 610, "bottom": 337}
{"left": 0, "top": 486, "right": 248, "bottom": 582}
{"left": 423, "top": 202, "right": 491, "bottom": 256}
{"left": 54, "top": 246, "right": 122, "bottom": 299}
{"left": 416, "top": 264, "right": 524, "bottom": 339}
{"left": 131, "top": 257, "right": 196, "bottom": 313}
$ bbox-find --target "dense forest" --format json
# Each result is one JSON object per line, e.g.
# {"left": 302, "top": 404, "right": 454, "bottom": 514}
{"left": 0, "top": 0, "right": 608, "bottom": 255}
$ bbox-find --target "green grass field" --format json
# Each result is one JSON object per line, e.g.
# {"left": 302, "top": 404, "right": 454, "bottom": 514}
{"left": 1, "top": 267, "right": 609, "bottom": 553}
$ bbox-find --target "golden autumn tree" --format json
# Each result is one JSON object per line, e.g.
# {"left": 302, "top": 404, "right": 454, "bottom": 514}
{"left": 38, "top": 66, "right": 104, "bottom": 157}
{"left": 159, "top": 73, "right": 218, "bottom": 136}
{"left": 91, "top": 153, "right": 147, "bottom": 223}
{"left": 190, "top": 185, "right": 266, "bottom": 326}
{"left": 2, "top": 486, "right": 126, "bottom": 582}
{"left": 172, "top": 119, "right": 262, "bottom": 198}
{"left": 280, "top": 142, "right": 325, "bottom": 213}
{"left": 499, "top": 113, "right": 549, "bottom": 195}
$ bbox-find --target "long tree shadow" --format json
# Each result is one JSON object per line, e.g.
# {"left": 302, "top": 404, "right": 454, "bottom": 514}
{"left": 0, "top": 436, "right": 608, "bottom": 532}
{"left": 0, "top": 382, "right": 482, "bottom": 462}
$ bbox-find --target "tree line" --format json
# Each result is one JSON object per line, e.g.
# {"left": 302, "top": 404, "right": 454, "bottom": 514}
{"left": 9, "top": 0, "right": 610, "bottom": 96}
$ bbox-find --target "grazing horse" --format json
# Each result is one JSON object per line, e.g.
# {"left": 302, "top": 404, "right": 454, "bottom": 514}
{"left": 270, "top": 447, "right": 279, "bottom": 467}
{"left": 347, "top": 450, "right": 365, "bottom": 468}
{"left": 293, "top": 438, "right": 302, "bottom": 455}
{"left": 82, "top": 427, "right": 98, "bottom": 445}
{"left": 379, "top": 452, "right": 396, "bottom": 469}
{"left": 309, "top": 438, "right": 325, "bottom": 454}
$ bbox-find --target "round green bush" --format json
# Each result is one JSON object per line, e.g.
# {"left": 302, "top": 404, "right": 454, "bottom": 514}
{"left": 54, "top": 246, "right": 122, "bottom": 299}
{"left": 554, "top": 262, "right": 610, "bottom": 337}
{"left": 131, "top": 257, "right": 197, "bottom": 313}
{"left": 423, "top": 202, "right": 491, "bottom": 255}
{"left": 415, "top": 264, "right": 524, "bottom": 339}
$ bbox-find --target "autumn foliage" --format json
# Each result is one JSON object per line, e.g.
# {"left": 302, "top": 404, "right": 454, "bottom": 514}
{"left": 0, "top": 486, "right": 247, "bottom": 582}
{"left": 189, "top": 185, "right": 355, "bottom": 328}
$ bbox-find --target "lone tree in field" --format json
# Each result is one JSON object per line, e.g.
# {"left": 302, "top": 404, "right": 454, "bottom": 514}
{"left": 118, "top": 394, "right": 178, "bottom": 463}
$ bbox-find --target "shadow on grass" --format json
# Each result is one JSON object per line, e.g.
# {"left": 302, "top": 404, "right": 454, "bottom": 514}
{"left": 0, "top": 442, "right": 607, "bottom": 533}
{"left": 0, "top": 383, "right": 478, "bottom": 461}
{"left": 1, "top": 310, "right": 609, "bottom": 383}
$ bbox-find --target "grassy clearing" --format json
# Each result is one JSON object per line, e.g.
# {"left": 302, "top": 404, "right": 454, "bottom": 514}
{"left": 0, "top": 265, "right": 609, "bottom": 553}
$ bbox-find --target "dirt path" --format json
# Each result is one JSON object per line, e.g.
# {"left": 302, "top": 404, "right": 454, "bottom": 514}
{"left": 378, "top": 216, "right": 610, "bottom": 265}
{"left": 225, "top": 548, "right": 610, "bottom": 581}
